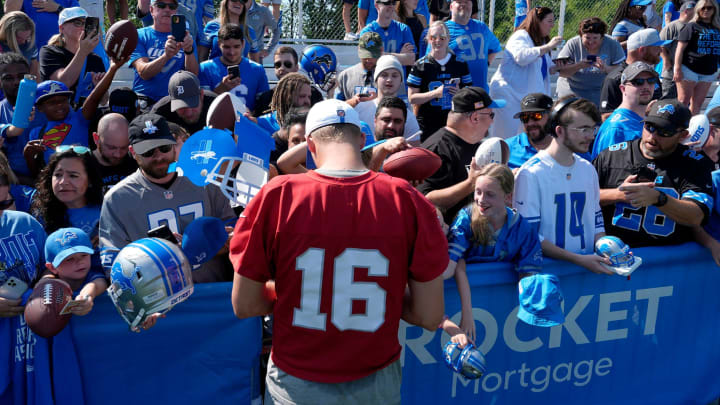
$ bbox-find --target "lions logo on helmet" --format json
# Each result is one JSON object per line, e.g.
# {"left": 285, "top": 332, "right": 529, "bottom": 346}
{"left": 300, "top": 45, "right": 337, "bottom": 92}
{"left": 594, "top": 236, "right": 642, "bottom": 276}
{"left": 108, "top": 238, "right": 194, "bottom": 330}
{"left": 443, "top": 341, "right": 487, "bottom": 379}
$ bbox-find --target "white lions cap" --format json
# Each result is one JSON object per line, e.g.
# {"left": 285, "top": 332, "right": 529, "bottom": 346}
{"left": 306, "top": 99, "right": 362, "bottom": 135}
{"left": 58, "top": 7, "right": 89, "bottom": 26}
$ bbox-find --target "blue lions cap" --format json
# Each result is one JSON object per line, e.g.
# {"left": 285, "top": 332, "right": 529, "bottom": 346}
{"left": 45, "top": 228, "right": 95, "bottom": 268}
{"left": 517, "top": 273, "right": 565, "bottom": 327}
{"left": 35, "top": 80, "right": 73, "bottom": 105}
{"left": 630, "top": 0, "right": 652, "bottom": 6}
{"left": 181, "top": 217, "right": 228, "bottom": 267}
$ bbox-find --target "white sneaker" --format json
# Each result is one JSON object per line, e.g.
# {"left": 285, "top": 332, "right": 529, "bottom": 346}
{"left": 344, "top": 32, "right": 359, "bottom": 41}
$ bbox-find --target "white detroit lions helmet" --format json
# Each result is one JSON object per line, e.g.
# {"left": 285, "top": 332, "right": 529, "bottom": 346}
{"left": 108, "top": 238, "right": 194, "bottom": 330}
{"left": 594, "top": 236, "right": 642, "bottom": 276}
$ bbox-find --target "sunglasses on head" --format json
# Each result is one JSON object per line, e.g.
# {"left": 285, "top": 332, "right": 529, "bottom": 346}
{"left": 644, "top": 122, "right": 680, "bottom": 138}
{"left": 55, "top": 145, "right": 91, "bottom": 155}
{"left": 140, "top": 144, "right": 173, "bottom": 158}
{"left": 274, "top": 60, "right": 294, "bottom": 69}
{"left": 626, "top": 77, "right": 659, "bottom": 86}
{"left": 0, "top": 197, "right": 14, "bottom": 210}
{"left": 154, "top": 2, "right": 179, "bottom": 9}
{"left": 519, "top": 111, "right": 545, "bottom": 123}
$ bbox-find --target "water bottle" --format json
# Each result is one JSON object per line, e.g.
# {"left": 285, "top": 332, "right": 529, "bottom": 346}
{"left": 12, "top": 75, "right": 36, "bottom": 129}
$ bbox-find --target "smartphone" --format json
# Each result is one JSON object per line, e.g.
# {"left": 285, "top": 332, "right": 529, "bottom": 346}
{"left": 0, "top": 276, "right": 28, "bottom": 300}
{"left": 228, "top": 65, "right": 239, "bottom": 79}
{"left": 448, "top": 78, "right": 460, "bottom": 86}
{"left": 586, "top": 54, "right": 597, "bottom": 63}
{"left": 552, "top": 57, "right": 571, "bottom": 64}
{"left": 84, "top": 17, "right": 99, "bottom": 40}
{"left": 357, "top": 93, "right": 370, "bottom": 97}
{"left": 147, "top": 223, "right": 178, "bottom": 243}
{"left": 171, "top": 15, "right": 186, "bottom": 42}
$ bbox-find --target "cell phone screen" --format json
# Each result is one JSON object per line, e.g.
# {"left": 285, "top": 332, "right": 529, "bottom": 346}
{"left": 228, "top": 65, "right": 239, "bottom": 78}
{"left": 84, "top": 17, "right": 99, "bottom": 39}
{"left": 171, "top": 15, "right": 186, "bottom": 42}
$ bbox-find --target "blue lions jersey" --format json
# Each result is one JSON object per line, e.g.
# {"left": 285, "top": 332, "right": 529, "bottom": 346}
{"left": 448, "top": 206, "right": 542, "bottom": 273}
{"left": 445, "top": 20, "right": 502, "bottom": 90}
{"left": 199, "top": 20, "right": 259, "bottom": 60}
{"left": 591, "top": 108, "right": 644, "bottom": 160}
{"left": 360, "top": 20, "right": 416, "bottom": 54}
{"left": 199, "top": 57, "right": 270, "bottom": 112}
{"left": 358, "top": 0, "right": 430, "bottom": 25}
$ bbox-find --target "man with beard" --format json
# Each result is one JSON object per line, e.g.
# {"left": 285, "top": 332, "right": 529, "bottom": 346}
{"left": 506, "top": 93, "right": 554, "bottom": 169}
{"left": 514, "top": 96, "right": 614, "bottom": 275}
{"left": 89, "top": 113, "right": 138, "bottom": 194}
{"left": 592, "top": 62, "right": 657, "bottom": 159}
{"left": 152, "top": 70, "right": 217, "bottom": 135}
{"left": 365, "top": 96, "right": 413, "bottom": 171}
{"left": 594, "top": 99, "right": 714, "bottom": 247}
{"left": 99, "top": 113, "right": 235, "bottom": 282}
{"left": 600, "top": 29, "right": 670, "bottom": 120}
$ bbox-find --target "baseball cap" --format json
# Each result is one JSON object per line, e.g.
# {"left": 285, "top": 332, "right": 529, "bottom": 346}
{"left": 45, "top": 228, "right": 95, "bottom": 268}
{"left": 517, "top": 273, "right": 565, "bottom": 327}
{"left": 109, "top": 87, "right": 139, "bottom": 122}
{"left": 306, "top": 99, "right": 362, "bottom": 135}
{"left": 58, "top": 7, "right": 88, "bottom": 26}
{"left": 620, "top": 61, "right": 659, "bottom": 83}
{"left": 128, "top": 113, "right": 176, "bottom": 155}
{"left": 376, "top": 0, "right": 397, "bottom": 4}
{"left": 707, "top": 107, "right": 720, "bottom": 126}
{"left": 629, "top": 0, "right": 652, "bottom": 6}
{"left": 373, "top": 55, "right": 403, "bottom": 83}
{"left": 169, "top": 71, "right": 201, "bottom": 112}
{"left": 35, "top": 80, "right": 73, "bottom": 104}
{"left": 182, "top": 217, "right": 228, "bottom": 267}
{"left": 680, "top": 1, "right": 696, "bottom": 11}
{"left": 358, "top": 32, "right": 383, "bottom": 59}
{"left": 513, "top": 93, "right": 553, "bottom": 118}
{"left": 151, "top": 0, "right": 178, "bottom": 4}
{"left": 645, "top": 99, "right": 692, "bottom": 131}
{"left": 627, "top": 28, "right": 672, "bottom": 51}
{"left": 451, "top": 86, "right": 506, "bottom": 113}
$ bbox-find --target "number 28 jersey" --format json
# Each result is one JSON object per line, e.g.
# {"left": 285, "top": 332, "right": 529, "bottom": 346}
{"left": 229, "top": 170, "right": 448, "bottom": 383}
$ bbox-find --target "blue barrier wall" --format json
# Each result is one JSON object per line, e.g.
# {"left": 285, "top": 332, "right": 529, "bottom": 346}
{"left": 71, "top": 243, "right": 720, "bottom": 404}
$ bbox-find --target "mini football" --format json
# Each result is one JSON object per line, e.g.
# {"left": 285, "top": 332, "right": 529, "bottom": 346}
{"left": 207, "top": 92, "right": 245, "bottom": 131}
{"left": 683, "top": 114, "right": 710, "bottom": 150}
{"left": 105, "top": 20, "right": 139, "bottom": 61}
{"left": 475, "top": 137, "right": 509, "bottom": 167}
{"left": 24, "top": 278, "right": 73, "bottom": 338}
{"left": 383, "top": 147, "right": 441, "bottom": 181}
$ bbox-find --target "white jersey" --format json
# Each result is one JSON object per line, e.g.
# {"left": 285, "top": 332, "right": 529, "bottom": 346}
{"left": 513, "top": 150, "right": 604, "bottom": 254}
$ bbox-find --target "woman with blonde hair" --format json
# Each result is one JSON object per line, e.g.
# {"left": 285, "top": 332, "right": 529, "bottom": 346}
{"left": 198, "top": 0, "right": 259, "bottom": 62}
{"left": 0, "top": 11, "right": 39, "bottom": 77}
{"left": 674, "top": 0, "right": 720, "bottom": 113}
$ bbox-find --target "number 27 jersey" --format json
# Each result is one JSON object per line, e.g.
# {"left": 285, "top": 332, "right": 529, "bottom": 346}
{"left": 229, "top": 171, "right": 448, "bottom": 383}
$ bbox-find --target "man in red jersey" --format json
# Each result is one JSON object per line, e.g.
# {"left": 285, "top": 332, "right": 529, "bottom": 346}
{"left": 230, "top": 98, "right": 447, "bottom": 405}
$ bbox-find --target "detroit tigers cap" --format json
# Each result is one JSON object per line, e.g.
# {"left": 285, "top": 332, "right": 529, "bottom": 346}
{"left": 451, "top": 86, "right": 506, "bottom": 113}
{"left": 169, "top": 70, "right": 202, "bottom": 112}
{"left": 128, "top": 113, "right": 176, "bottom": 155}
{"left": 513, "top": 93, "right": 553, "bottom": 118}
{"left": 35, "top": 80, "right": 73, "bottom": 105}
{"left": 620, "top": 61, "right": 659, "bottom": 83}
{"left": 646, "top": 99, "right": 692, "bottom": 131}
{"left": 517, "top": 273, "right": 565, "bottom": 327}
{"left": 45, "top": 228, "right": 95, "bottom": 268}
{"left": 305, "top": 99, "right": 362, "bottom": 135}
{"left": 627, "top": 28, "right": 672, "bottom": 51}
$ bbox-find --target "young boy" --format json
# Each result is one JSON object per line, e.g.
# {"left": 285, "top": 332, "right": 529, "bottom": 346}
{"left": 198, "top": 23, "right": 269, "bottom": 113}
{"left": 43, "top": 227, "right": 108, "bottom": 315}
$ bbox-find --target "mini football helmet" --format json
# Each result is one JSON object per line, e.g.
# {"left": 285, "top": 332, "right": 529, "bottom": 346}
{"left": 443, "top": 341, "right": 487, "bottom": 379}
{"left": 108, "top": 238, "right": 194, "bottom": 330}
{"left": 595, "top": 236, "right": 642, "bottom": 276}
{"left": 300, "top": 45, "right": 337, "bottom": 92}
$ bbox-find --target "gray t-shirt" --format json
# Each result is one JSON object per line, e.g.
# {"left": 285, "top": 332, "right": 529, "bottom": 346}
{"left": 660, "top": 19, "right": 689, "bottom": 78}
{"left": 556, "top": 35, "right": 625, "bottom": 106}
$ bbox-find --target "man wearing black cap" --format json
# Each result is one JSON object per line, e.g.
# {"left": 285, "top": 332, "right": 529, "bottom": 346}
{"left": 594, "top": 99, "right": 714, "bottom": 247}
{"left": 419, "top": 86, "right": 504, "bottom": 224}
{"left": 151, "top": 70, "right": 217, "bottom": 135}
{"left": 99, "top": 113, "right": 235, "bottom": 282}
{"left": 506, "top": 93, "right": 554, "bottom": 169}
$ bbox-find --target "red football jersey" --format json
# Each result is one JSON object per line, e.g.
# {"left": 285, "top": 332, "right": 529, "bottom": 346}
{"left": 230, "top": 170, "right": 448, "bottom": 383}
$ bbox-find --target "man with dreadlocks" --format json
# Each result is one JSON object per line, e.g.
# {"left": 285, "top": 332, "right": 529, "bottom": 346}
{"left": 256, "top": 72, "right": 314, "bottom": 136}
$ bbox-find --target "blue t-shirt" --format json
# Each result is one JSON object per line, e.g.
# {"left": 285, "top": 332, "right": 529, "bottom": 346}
{"left": 447, "top": 206, "right": 542, "bottom": 273}
{"left": 20, "top": 0, "right": 79, "bottom": 53}
{"left": 199, "top": 20, "right": 259, "bottom": 60}
{"left": 591, "top": 108, "right": 644, "bottom": 160}
{"left": 178, "top": 0, "right": 215, "bottom": 34}
{"left": 130, "top": 27, "right": 193, "bottom": 102}
{"left": 28, "top": 108, "right": 89, "bottom": 164}
{"left": 358, "top": 0, "right": 430, "bottom": 26}
{"left": 0, "top": 99, "right": 47, "bottom": 177}
{"left": 662, "top": 0, "right": 679, "bottom": 28}
{"left": 506, "top": 132, "right": 539, "bottom": 169}
{"left": 0, "top": 41, "right": 38, "bottom": 63}
{"left": 199, "top": 57, "right": 269, "bottom": 112}
{"left": 445, "top": 19, "right": 502, "bottom": 90}
{"left": 360, "top": 20, "right": 416, "bottom": 54}
{"left": 9, "top": 185, "right": 35, "bottom": 213}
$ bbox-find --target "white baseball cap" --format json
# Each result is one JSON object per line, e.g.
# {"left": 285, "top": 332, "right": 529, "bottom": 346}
{"left": 627, "top": 28, "right": 672, "bottom": 51}
{"left": 306, "top": 99, "right": 362, "bottom": 135}
{"left": 58, "top": 7, "right": 89, "bottom": 26}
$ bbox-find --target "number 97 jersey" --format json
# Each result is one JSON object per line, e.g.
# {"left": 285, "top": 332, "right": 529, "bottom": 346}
{"left": 229, "top": 171, "right": 448, "bottom": 383}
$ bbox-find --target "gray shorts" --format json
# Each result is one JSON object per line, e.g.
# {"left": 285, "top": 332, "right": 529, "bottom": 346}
{"left": 264, "top": 357, "right": 402, "bottom": 405}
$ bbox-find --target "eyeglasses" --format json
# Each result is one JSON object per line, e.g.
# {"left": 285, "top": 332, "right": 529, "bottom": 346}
{"left": 519, "top": 111, "right": 545, "bottom": 123}
{"left": 476, "top": 111, "right": 495, "bottom": 119}
{"left": 229, "top": 0, "right": 248, "bottom": 3}
{"left": 644, "top": 122, "right": 680, "bottom": 138}
{"left": 429, "top": 34, "right": 448, "bottom": 40}
{"left": 55, "top": 145, "right": 91, "bottom": 155}
{"left": 626, "top": 77, "right": 659, "bottom": 86}
{"left": 274, "top": 60, "right": 294, "bottom": 69}
{"left": 139, "top": 144, "right": 173, "bottom": 158}
{"left": 154, "top": 2, "right": 179, "bottom": 9}
{"left": 0, "top": 197, "right": 14, "bottom": 210}
{"left": 66, "top": 19, "right": 86, "bottom": 27}
{"left": 565, "top": 125, "right": 599, "bottom": 136}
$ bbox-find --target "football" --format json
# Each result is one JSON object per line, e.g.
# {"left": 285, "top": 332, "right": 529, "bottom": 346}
{"left": 105, "top": 20, "right": 139, "bottom": 61}
{"left": 475, "top": 137, "right": 509, "bottom": 167}
{"left": 24, "top": 278, "right": 73, "bottom": 338}
{"left": 207, "top": 92, "right": 239, "bottom": 131}
{"left": 383, "top": 147, "right": 441, "bottom": 181}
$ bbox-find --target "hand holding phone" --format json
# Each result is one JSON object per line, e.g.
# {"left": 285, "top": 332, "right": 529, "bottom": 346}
{"left": 147, "top": 224, "right": 178, "bottom": 244}
{"left": 84, "top": 17, "right": 99, "bottom": 40}
{"left": 0, "top": 277, "right": 28, "bottom": 300}
{"left": 586, "top": 55, "right": 597, "bottom": 63}
{"left": 228, "top": 65, "right": 240, "bottom": 79}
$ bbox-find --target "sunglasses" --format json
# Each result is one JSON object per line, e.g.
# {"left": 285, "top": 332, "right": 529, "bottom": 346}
{"left": 274, "top": 60, "right": 294, "bottom": 69}
{"left": 140, "top": 144, "right": 173, "bottom": 158}
{"left": 0, "top": 197, "right": 14, "bottom": 210}
{"left": 154, "top": 2, "right": 179, "bottom": 9}
{"left": 644, "top": 122, "right": 680, "bottom": 138}
{"left": 519, "top": 111, "right": 545, "bottom": 123}
{"left": 476, "top": 111, "right": 495, "bottom": 119}
{"left": 626, "top": 77, "right": 659, "bottom": 86}
{"left": 67, "top": 19, "right": 86, "bottom": 27}
{"left": 701, "top": 5, "right": 715, "bottom": 10}
{"left": 56, "top": 145, "right": 91, "bottom": 155}
{"left": 229, "top": 0, "right": 248, "bottom": 3}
